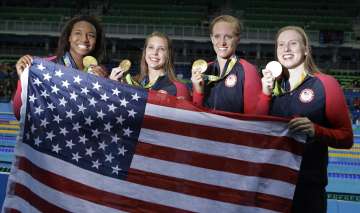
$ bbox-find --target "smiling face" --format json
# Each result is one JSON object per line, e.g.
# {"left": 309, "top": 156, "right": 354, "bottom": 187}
{"left": 68, "top": 21, "right": 97, "bottom": 58}
{"left": 145, "top": 36, "right": 168, "bottom": 71}
{"left": 276, "top": 29, "right": 307, "bottom": 70}
{"left": 211, "top": 21, "right": 239, "bottom": 60}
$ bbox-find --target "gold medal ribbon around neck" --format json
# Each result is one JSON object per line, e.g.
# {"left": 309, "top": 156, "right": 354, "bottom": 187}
{"left": 273, "top": 70, "right": 307, "bottom": 96}
{"left": 123, "top": 73, "right": 159, "bottom": 89}
{"left": 203, "top": 56, "right": 238, "bottom": 84}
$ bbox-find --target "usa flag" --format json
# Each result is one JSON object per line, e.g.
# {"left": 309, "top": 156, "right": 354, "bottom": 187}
{"left": 3, "top": 58, "right": 305, "bottom": 213}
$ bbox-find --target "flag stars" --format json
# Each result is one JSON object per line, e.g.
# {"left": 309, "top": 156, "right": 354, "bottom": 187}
{"left": 80, "top": 87, "right": 89, "bottom": 95}
{"left": 131, "top": 93, "right": 140, "bottom": 101}
{"left": 46, "top": 131, "right": 56, "bottom": 141}
{"left": 92, "top": 81, "right": 101, "bottom": 91}
{"left": 79, "top": 134, "right": 88, "bottom": 144}
{"left": 33, "top": 78, "right": 42, "bottom": 86}
{"left": 34, "top": 137, "right": 42, "bottom": 146}
{"left": 123, "top": 127, "right": 133, "bottom": 137}
{"left": 43, "top": 73, "right": 52, "bottom": 81}
{"left": 52, "top": 144, "right": 62, "bottom": 154}
{"left": 40, "top": 90, "right": 50, "bottom": 98}
{"left": 72, "top": 122, "right": 81, "bottom": 132}
{"left": 92, "top": 159, "right": 101, "bottom": 170}
{"left": 65, "top": 110, "right": 75, "bottom": 119}
{"left": 105, "top": 153, "right": 114, "bottom": 163}
{"left": 34, "top": 106, "right": 44, "bottom": 115}
{"left": 89, "top": 98, "right": 98, "bottom": 107}
{"left": 37, "top": 63, "right": 46, "bottom": 71}
{"left": 120, "top": 98, "right": 129, "bottom": 107}
{"left": 104, "top": 122, "right": 112, "bottom": 132}
{"left": 108, "top": 103, "right": 117, "bottom": 112}
{"left": 116, "top": 115, "right": 125, "bottom": 125}
{"left": 40, "top": 118, "right": 49, "bottom": 128}
{"left": 47, "top": 102, "right": 56, "bottom": 111}
{"left": 29, "top": 94, "right": 37, "bottom": 103}
{"left": 70, "top": 91, "right": 78, "bottom": 101}
{"left": 59, "top": 127, "right": 69, "bottom": 136}
{"left": 73, "top": 75, "right": 82, "bottom": 84}
{"left": 85, "top": 116, "right": 94, "bottom": 126}
{"left": 51, "top": 85, "right": 60, "bottom": 94}
{"left": 96, "top": 110, "right": 106, "bottom": 120}
{"left": 127, "top": 109, "right": 137, "bottom": 118}
{"left": 72, "top": 152, "right": 82, "bottom": 162}
{"left": 91, "top": 129, "right": 101, "bottom": 138}
{"left": 112, "top": 165, "right": 122, "bottom": 175}
{"left": 85, "top": 147, "right": 95, "bottom": 157}
{"left": 100, "top": 93, "right": 109, "bottom": 101}
{"left": 112, "top": 88, "right": 121, "bottom": 96}
{"left": 59, "top": 97, "right": 68, "bottom": 107}
{"left": 55, "top": 69, "right": 64, "bottom": 77}
{"left": 111, "top": 134, "right": 120, "bottom": 143}
{"left": 53, "top": 114, "right": 62, "bottom": 124}
{"left": 77, "top": 103, "right": 87, "bottom": 114}
{"left": 30, "top": 124, "right": 37, "bottom": 133}
{"left": 65, "top": 140, "right": 75, "bottom": 149}
{"left": 61, "top": 80, "right": 70, "bottom": 88}
{"left": 98, "top": 141, "right": 107, "bottom": 150}
{"left": 118, "top": 146, "right": 127, "bottom": 156}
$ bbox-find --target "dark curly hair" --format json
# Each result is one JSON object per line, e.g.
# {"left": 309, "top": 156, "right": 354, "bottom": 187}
{"left": 55, "top": 15, "right": 106, "bottom": 62}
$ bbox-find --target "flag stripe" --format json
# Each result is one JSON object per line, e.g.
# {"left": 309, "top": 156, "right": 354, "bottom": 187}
{"left": 139, "top": 128, "right": 302, "bottom": 170}
{"left": 16, "top": 157, "right": 189, "bottom": 213}
{"left": 143, "top": 113, "right": 304, "bottom": 155}
{"left": 126, "top": 168, "right": 292, "bottom": 212}
{"left": 144, "top": 103, "right": 306, "bottom": 144}
{"left": 4, "top": 197, "right": 40, "bottom": 213}
{"left": 131, "top": 154, "right": 295, "bottom": 199}
{"left": 14, "top": 143, "right": 278, "bottom": 213}
{"left": 11, "top": 183, "right": 67, "bottom": 213}
{"left": 135, "top": 141, "right": 298, "bottom": 184}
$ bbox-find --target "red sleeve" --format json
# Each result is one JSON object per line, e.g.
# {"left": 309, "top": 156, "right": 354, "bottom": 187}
{"left": 12, "top": 80, "right": 22, "bottom": 120}
{"left": 241, "top": 59, "right": 270, "bottom": 115}
{"left": 173, "top": 81, "right": 191, "bottom": 101}
{"left": 192, "top": 89, "right": 204, "bottom": 107}
{"left": 314, "top": 74, "right": 353, "bottom": 148}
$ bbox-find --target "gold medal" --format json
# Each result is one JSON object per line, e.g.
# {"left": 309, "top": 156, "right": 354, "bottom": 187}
{"left": 192, "top": 59, "right": 208, "bottom": 73}
{"left": 119, "top": 59, "right": 131, "bottom": 72}
{"left": 83, "top": 56, "right": 98, "bottom": 73}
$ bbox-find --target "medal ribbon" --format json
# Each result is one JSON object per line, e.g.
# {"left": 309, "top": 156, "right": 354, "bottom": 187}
{"left": 203, "top": 56, "right": 237, "bottom": 83}
{"left": 273, "top": 70, "right": 307, "bottom": 96}
{"left": 123, "top": 73, "right": 160, "bottom": 89}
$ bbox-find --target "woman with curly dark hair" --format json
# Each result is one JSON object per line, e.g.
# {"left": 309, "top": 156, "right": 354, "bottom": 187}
{"left": 13, "top": 15, "right": 107, "bottom": 119}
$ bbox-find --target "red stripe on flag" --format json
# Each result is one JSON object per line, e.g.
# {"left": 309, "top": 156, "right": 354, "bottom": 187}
{"left": 143, "top": 115, "right": 304, "bottom": 155}
{"left": 4, "top": 209, "right": 22, "bottom": 213}
{"left": 12, "top": 183, "right": 67, "bottom": 212}
{"left": 127, "top": 168, "right": 292, "bottom": 212}
{"left": 136, "top": 142, "right": 298, "bottom": 184}
{"left": 17, "top": 157, "right": 194, "bottom": 213}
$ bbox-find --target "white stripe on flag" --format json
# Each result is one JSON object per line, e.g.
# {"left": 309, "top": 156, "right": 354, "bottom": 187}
{"left": 10, "top": 169, "right": 124, "bottom": 213}
{"left": 132, "top": 154, "right": 295, "bottom": 199}
{"left": 145, "top": 103, "right": 305, "bottom": 142}
{"left": 139, "top": 128, "right": 302, "bottom": 170}
{"left": 14, "top": 142, "right": 279, "bottom": 213}
{"left": 3, "top": 196, "right": 41, "bottom": 213}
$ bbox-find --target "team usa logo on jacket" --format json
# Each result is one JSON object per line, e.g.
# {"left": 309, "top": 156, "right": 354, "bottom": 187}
{"left": 299, "top": 88, "right": 315, "bottom": 103}
{"left": 225, "top": 74, "right": 237, "bottom": 87}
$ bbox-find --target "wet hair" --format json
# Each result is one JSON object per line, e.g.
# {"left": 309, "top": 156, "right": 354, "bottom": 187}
{"left": 275, "top": 26, "right": 319, "bottom": 74}
{"left": 55, "top": 15, "right": 106, "bottom": 62}
{"left": 209, "top": 15, "right": 241, "bottom": 37}
{"left": 138, "top": 31, "right": 177, "bottom": 82}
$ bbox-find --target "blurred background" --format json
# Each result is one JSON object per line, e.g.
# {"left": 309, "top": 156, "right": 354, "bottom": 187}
{"left": 0, "top": 0, "right": 359, "bottom": 212}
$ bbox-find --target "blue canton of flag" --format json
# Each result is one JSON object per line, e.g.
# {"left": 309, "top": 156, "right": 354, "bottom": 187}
{"left": 23, "top": 57, "right": 147, "bottom": 179}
